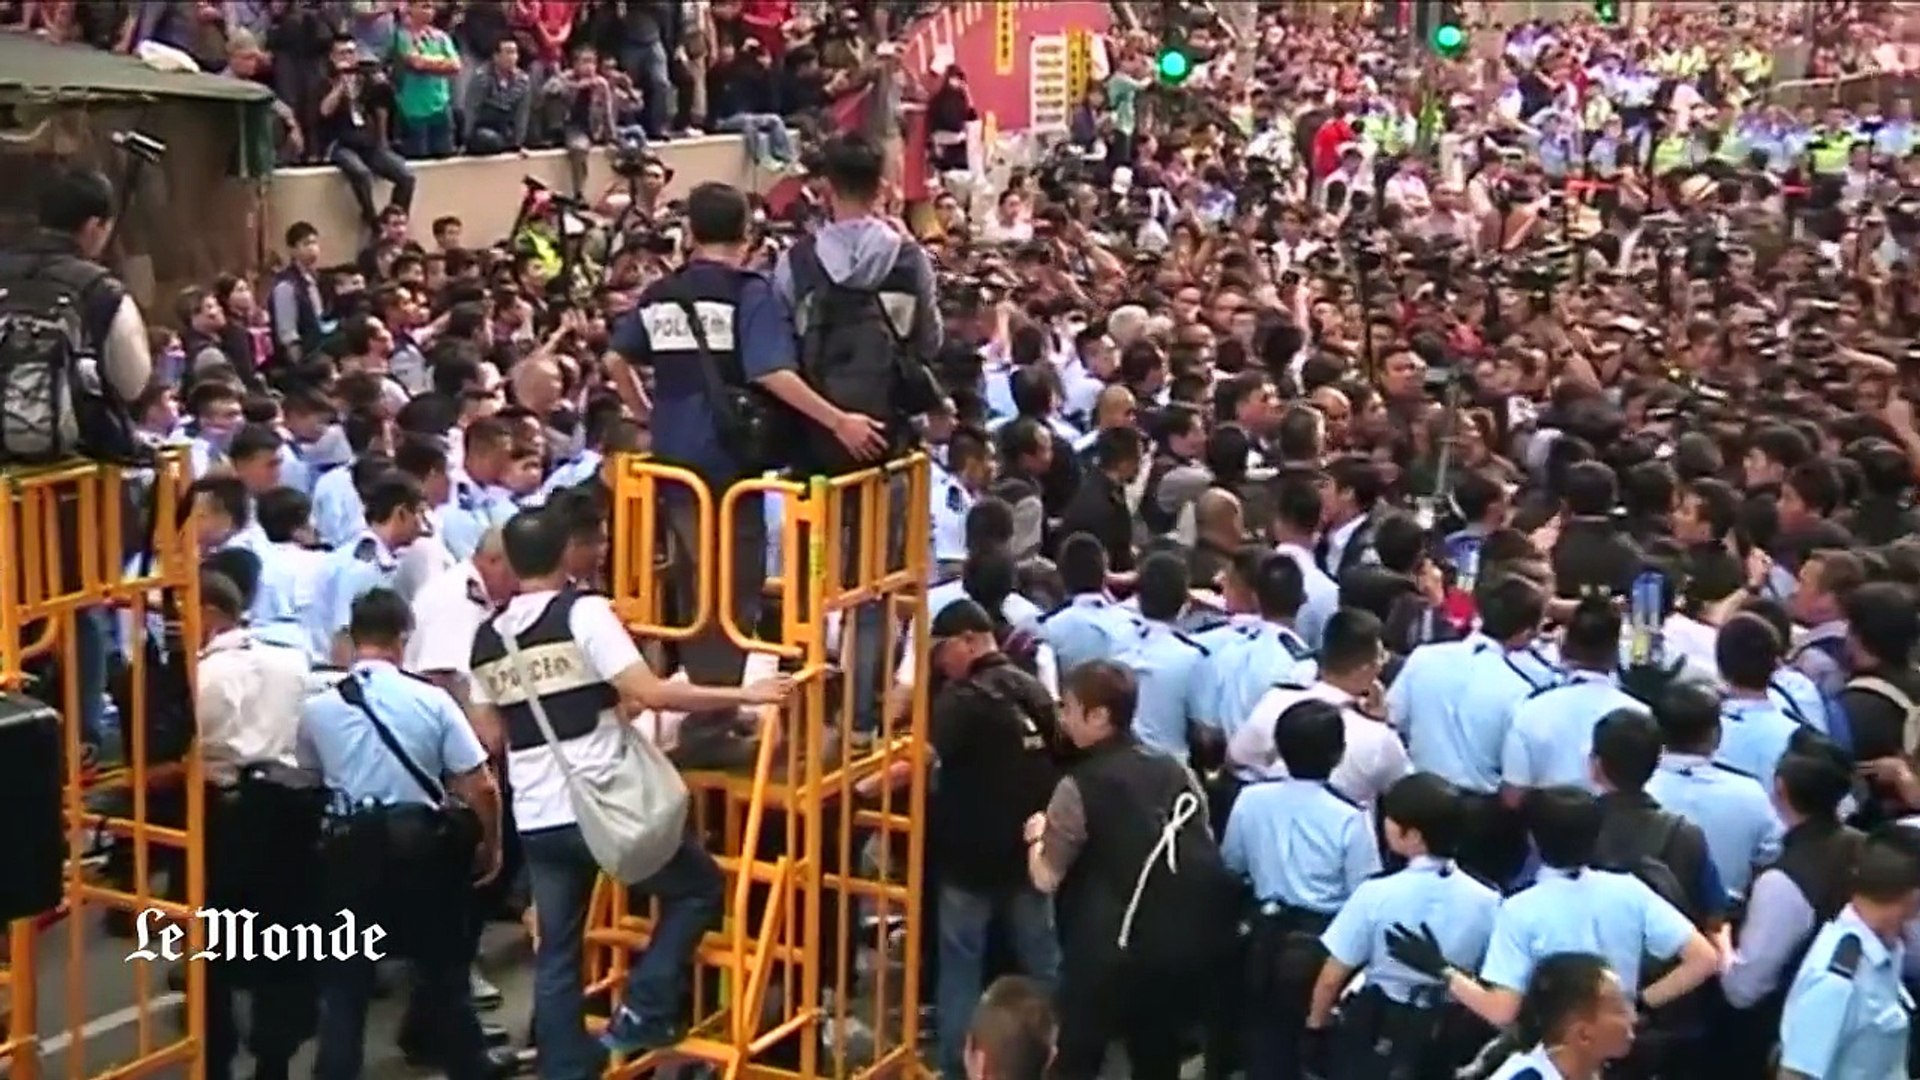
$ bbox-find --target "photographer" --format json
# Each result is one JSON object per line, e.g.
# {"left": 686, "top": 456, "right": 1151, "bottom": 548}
{"left": 317, "top": 33, "right": 416, "bottom": 231}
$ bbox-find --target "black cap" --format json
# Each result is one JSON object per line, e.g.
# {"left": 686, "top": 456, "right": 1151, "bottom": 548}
{"left": 930, "top": 598, "right": 995, "bottom": 640}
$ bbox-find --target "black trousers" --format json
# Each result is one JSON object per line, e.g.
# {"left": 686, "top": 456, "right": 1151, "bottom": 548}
{"left": 205, "top": 964, "right": 316, "bottom": 1080}
{"left": 1054, "top": 955, "right": 1209, "bottom": 1080}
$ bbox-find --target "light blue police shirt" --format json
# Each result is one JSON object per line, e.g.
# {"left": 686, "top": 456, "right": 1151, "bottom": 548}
{"left": 1718, "top": 695, "right": 1802, "bottom": 796}
{"left": 256, "top": 541, "right": 327, "bottom": 629}
{"left": 1204, "top": 620, "right": 1318, "bottom": 740}
{"left": 438, "top": 473, "right": 518, "bottom": 562}
{"left": 1222, "top": 777, "right": 1380, "bottom": 914}
{"left": 1274, "top": 542, "right": 1339, "bottom": 649}
{"left": 926, "top": 578, "right": 1044, "bottom": 638}
{"left": 296, "top": 659, "right": 487, "bottom": 809}
{"left": 1501, "top": 671, "right": 1644, "bottom": 792}
{"left": 1480, "top": 866, "right": 1695, "bottom": 993}
{"left": 1321, "top": 855, "right": 1499, "bottom": 1005}
{"left": 1116, "top": 620, "right": 1213, "bottom": 756}
{"left": 1429, "top": 642, "right": 1563, "bottom": 794}
{"left": 1391, "top": 634, "right": 1489, "bottom": 790}
{"left": 1644, "top": 752, "right": 1784, "bottom": 899}
{"left": 1770, "top": 669, "right": 1829, "bottom": 735}
{"left": 1778, "top": 905, "right": 1914, "bottom": 1080}
{"left": 305, "top": 531, "right": 401, "bottom": 663}
{"left": 275, "top": 442, "right": 311, "bottom": 498}
{"left": 535, "top": 449, "right": 603, "bottom": 505}
{"left": 311, "top": 466, "right": 367, "bottom": 551}
{"left": 1486, "top": 1044, "right": 1568, "bottom": 1080}
{"left": 1040, "top": 593, "right": 1141, "bottom": 675}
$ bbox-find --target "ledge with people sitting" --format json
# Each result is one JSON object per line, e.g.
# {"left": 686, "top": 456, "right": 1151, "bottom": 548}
{"left": 267, "top": 135, "right": 785, "bottom": 263}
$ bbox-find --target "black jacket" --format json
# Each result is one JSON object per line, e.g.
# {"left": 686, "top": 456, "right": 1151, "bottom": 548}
{"left": 929, "top": 654, "right": 1063, "bottom": 893}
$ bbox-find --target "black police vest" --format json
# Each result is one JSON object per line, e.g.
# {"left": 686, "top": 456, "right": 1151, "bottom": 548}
{"left": 633, "top": 262, "right": 749, "bottom": 460}
{"left": 1137, "top": 452, "right": 1183, "bottom": 536}
{"left": 1748, "top": 818, "right": 1863, "bottom": 1018}
{"left": 269, "top": 265, "right": 322, "bottom": 358}
{"left": 1056, "top": 735, "right": 1236, "bottom": 971}
{"left": 468, "top": 588, "right": 618, "bottom": 752}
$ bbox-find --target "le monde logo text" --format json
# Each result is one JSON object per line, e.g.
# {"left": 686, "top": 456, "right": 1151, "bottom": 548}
{"left": 126, "top": 909, "right": 388, "bottom": 963}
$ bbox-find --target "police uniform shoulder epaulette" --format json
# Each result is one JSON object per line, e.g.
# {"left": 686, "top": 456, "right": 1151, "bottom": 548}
{"left": 1523, "top": 679, "right": 1565, "bottom": 701}
{"left": 1040, "top": 602, "right": 1069, "bottom": 622}
{"left": 1186, "top": 613, "right": 1230, "bottom": 635}
{"left": 1270, "top": 680, "right": 1310, "bottom": 692}
{"left": 945, "top": 484, "right": 965, "bottom": 512}
{"left": 1711, "top": 760, "right": 1758, "bottom": 781}
{"left": 1507, "top": 1070, "right": 1544, "bottom": 1080}
{"left": 1172, "top": 630, "right": 1210, "bottom": 657}
{"left": 351, "top": 536, "right": 380, "bottom": 562}
{"left": 1827, "top": 932, "right": 1864, "bottom": 980}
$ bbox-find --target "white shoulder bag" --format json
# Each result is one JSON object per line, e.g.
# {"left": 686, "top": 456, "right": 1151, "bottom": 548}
{"left": 501, "top": 628, "right": 689, "bottom": 884}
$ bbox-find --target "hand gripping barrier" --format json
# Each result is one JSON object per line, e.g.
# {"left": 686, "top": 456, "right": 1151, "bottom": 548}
{"left": 599, "top": 453, "right": 934, "bottom": 1080}
{"left": 0, "top": 449, "right": 206, "bottom": 1080}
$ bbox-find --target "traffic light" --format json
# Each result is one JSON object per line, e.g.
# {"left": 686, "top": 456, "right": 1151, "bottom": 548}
{"left": 1430, "top": 19, "right": 1465, "bottom": 57}
{"left": 1155, "top": 40, "right": 1192, "bottom": 84}
{"left": 1594, "top": 0, "right": 1619, "bottom": 23}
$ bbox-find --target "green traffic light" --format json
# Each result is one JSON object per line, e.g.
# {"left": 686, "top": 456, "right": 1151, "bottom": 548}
{"left": 1431, "top": 23, "right": 1465, "bottom": 54}
{"left": 1155, "top": 47, "right": 1191, "bottom": 83}
{"left": 1595, "top": 0, "right": 1618, "bottom": 21}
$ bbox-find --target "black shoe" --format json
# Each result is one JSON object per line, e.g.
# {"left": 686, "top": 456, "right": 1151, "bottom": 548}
{"left": 401, "top": 1023, "right": 513, "bottom": 1067}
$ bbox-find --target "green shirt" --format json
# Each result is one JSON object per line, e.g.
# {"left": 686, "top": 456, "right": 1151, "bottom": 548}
{"left": 1107, "top": 73, "right": 1141, "bottom": 135}
{"left": 391, "top": 27, "right": 456, "bottom": 121}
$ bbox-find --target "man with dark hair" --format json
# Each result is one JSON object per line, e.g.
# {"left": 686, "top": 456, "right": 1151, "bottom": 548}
{"left": 772, "top": 131, "right": 943, "bottom": 473}
{"left": 610, "top": 180, "right": 884, "bottom": 717}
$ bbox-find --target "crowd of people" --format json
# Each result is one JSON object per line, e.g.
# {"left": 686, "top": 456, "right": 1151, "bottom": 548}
{"left": 20, "top": 1, "right": 1920, "bottom": 1080}
{"left": 0, "top": 0, "right": 923, "bottom": 225}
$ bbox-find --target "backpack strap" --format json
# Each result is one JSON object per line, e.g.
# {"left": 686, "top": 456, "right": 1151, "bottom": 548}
{"left": 1846, "top": 675, "right": 1920, "bottom": 752}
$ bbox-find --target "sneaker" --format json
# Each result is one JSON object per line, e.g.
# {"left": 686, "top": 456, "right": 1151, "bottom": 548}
{"left": 471, "top": 967, "right": 504, "bottom": 1010}
{"left": 599, "top": 1007, "right": 682, "bottom": 1057}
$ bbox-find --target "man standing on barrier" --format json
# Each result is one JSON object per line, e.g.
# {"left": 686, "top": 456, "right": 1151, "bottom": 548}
{"left": 607, "top": 179, "right": 884, "bottom": 748}
{"left": 466, "top": 509, "right": 792, "bottom": 1077}
{"left": 298, "top": 588, "right": 507, "bottom": 1080}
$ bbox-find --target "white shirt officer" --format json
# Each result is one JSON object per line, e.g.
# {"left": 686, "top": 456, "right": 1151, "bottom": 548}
{"left": 197, "top": 576, "right": 310, "bottom": 785}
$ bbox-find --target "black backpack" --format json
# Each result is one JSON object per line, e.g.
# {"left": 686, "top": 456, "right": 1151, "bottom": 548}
{"left": 0, "top": 257, "right": 143, "bottom": 465}
{"left": 1598, "top": 812, "right": 1694, "bottom": 923}
{"left": 791, "top": 240, "right": 941, "bottom": 473}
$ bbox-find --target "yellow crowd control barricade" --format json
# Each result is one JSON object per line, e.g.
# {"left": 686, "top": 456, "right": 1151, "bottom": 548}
{"left": 600, "top": 453, "right": 933, "bottom": 1080}
{"left": 0, "top": 449, "right": 205, "bottom": 1080}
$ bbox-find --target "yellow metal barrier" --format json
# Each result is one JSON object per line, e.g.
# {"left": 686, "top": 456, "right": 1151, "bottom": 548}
{"left": 596, "top": 453, "right": 933, "bottom": 1080}
{"left": 0, "top": 449, "right": 205, "bottom": 1080}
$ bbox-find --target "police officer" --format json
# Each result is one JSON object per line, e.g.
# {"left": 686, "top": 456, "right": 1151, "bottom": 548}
{"left": 1645, "top": 683, "right": 1784, "bottom": 903}
{"left": 1420, "top": 574, "right": 1557, "bottom": 886}
{"left": 1222, "top": 699, "right": 1380, "bottom": 1080}
{"left": 1719, "top": 747, "right": 1863, "bottom": 1078}
{"left": 607, "top": 180, "right": 886, "bottom": 713}
{"left": 297, "top": 588, "right": 506, "bottom": 1080}
{"left": 305, "top": 472, "right": 430, "bottom": 665}
{"left": 1716, "top": 614, "right": 1805, "bottom": 794}
{"left": 1478, "top": 952, "right": 1638, "bottom": 1080}
{"left": 931, "top": 428, "right": 988, "bottom": 580}
{"left": 1116, "top": 552, "right": 1213, "bottom": 757}
{"left": 1308, "top": 773, "right": 1497, "bottom": 1080}
{"left": 1777, "top": 828, "right": 1920, "bottom": 1080}
{"left": 1406, "top": 786, "right": 1717, "bottom": 1034}
{"left": 1040, "top": 532, "right": 1142, "bottom": 674}
{"left": 1202, "top": 552, "right": 1317, "bottom": 746}
{"left": 196, "top": 566, "right": 321, "bottom": 1080}
{"left": 1501, "top": 597, "right": 1643, "bottom": 796}
{"left": 925, "top": 500, "right": 1044, "bottom": 632}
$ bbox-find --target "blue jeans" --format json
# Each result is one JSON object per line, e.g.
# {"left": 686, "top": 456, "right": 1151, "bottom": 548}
{"left": 75, "top": 604, "right": 111, "bottom": 753}
{"left": 936, "top": 884, "right": 1060, "bottom": 1079}
{"left": 620, "top": 40, "right": 675, "bottom": 136}
{"left": 843, "top": 473, "right": 909, "bottom": 732}
{"left": 522, "top": 825, "right": 722, "bottom": 1080}
{"left": 398, "top": 110, "right": 456, "bottom": 158}
{"left": 315, "top": 954, "right": 485, "bottom": 1080}
{"left": 714, "top": 113, "right": 796, "bottom": 165}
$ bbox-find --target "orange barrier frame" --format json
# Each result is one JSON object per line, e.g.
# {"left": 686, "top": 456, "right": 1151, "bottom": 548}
{"left": 0, "top": 450, "right": 205, "bottom": 1080}
{"left": 599, "top": 453, "right": 934, "bottom": 1080}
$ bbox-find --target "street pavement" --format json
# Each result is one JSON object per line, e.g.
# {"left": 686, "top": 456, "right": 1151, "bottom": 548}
{"left": 5, "top": 912, "right": 534, "bottom": 1080}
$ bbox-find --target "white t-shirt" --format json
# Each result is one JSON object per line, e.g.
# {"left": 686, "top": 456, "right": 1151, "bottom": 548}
{"left": 405, "top": 560, "right": 490, "bottom": 677}
{"left": 1230, "top": 681, "right": 1411, "bottom": 806}
{"left": 468, "top": 590, "right": 645, "bottom": 833}
{"left": 197, "top": 628, "right": 310, "bottom": 782}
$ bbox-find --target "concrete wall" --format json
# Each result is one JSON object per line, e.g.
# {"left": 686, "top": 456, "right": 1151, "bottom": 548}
{"left": 266, "top": 134, "right": 764, "bottom": 263}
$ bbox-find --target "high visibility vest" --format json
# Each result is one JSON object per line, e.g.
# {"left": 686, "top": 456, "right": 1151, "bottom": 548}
{"left": 1810, "top": 133, "right": 1852, "bottom": 173}
{"left": 1717, "top": 130, "right": 1749, "bottom": 165}
{"left": 1652, "top": 136, "right": 1692, "bottom": 176}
